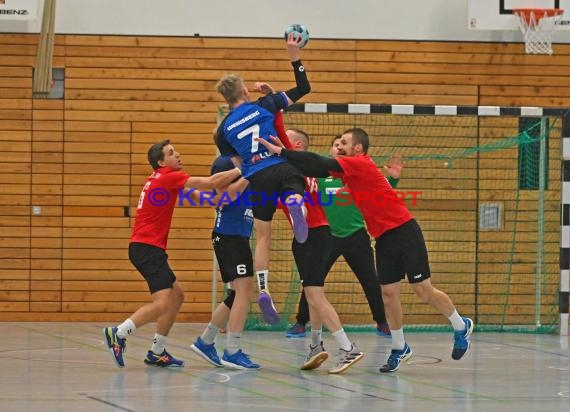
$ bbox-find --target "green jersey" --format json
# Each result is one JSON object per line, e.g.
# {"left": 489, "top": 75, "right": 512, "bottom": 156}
{"left": 317, "top": 175, "right": 399, "bottom": 238}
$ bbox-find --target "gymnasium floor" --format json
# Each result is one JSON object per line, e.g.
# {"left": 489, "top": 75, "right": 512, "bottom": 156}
{"left": 1, "top": 323, "right": 568, "bottom": 412}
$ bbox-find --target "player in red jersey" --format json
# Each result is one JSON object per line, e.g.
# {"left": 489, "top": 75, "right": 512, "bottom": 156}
{"left": 276, "top": 128, "right": 363, "bottom": 374}
{"left": 256, "top": 127, "right": 474, "bottom": 373}
{"left": 102, "top": 140, "right": 241, "bottom": 369}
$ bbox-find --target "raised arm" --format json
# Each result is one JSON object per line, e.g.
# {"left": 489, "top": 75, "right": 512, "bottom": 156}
{"left": 283, "top": 33, "right": 311, "bottom": 105}
{"left": 384, "top": 154, "right": 403, "bottom": 188}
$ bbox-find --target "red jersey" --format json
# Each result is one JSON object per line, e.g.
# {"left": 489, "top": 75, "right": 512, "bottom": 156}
{"left": 279, "top": 176, "right": 328, "bottom": 229}
{"left": 330, "top": 155, "right": 412, "bottom": 238}
{"left": 131, "top": 167, "right": 189, "bottom": 250}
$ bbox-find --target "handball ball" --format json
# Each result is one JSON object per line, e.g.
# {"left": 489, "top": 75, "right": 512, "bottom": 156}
{"left": 284, "top": 24, "right": 309, "bottom": 48}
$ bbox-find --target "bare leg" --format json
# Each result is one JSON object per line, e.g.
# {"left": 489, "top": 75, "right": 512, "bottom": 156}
{"left": 227, "top": 276, "right": 254, "bottom": 334}
{"left": 129, "top": 286, "right": 180, "bottom": 329}
{"left": 304, "top": 286, "right": 342, "bottom": 333}
{"left": 381, "top": 282, "right": 403, "bottom": 330}
{"left": 410, "top": 278, "right": 455, "bottom": 317}
{"left": 253, "top": 219, "right": 271, "bottom": 272}
{"left": 155, "top": 281, "right": 185, "bottom": 336}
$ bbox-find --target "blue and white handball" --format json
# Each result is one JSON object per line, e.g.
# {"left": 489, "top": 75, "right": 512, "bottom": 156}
{"left": 284, "top": 24, "right": 309, "bottom": 48}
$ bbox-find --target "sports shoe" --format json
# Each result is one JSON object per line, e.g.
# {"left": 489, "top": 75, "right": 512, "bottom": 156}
{"left": 379, "top": 343, "right": 412, "bottom": 373}
{"left": 328, "top": 343, "right": 364, "bottom": 374}
{"left": 452, "top": 317, "right": 474, "bottom": 360}
{"left": 102, "top": 327, "right": 126, "bottom": 368}
{"left": 221, "top": 349, "right": 261, "bottom": 370}
{"left": 288, "top": 204, "right": 308, "bottom": 243}
{"left": 286, "top": 323, "right": 307, "bottom": 338}
{"left": 301, "top": 341, "right": 328, "bottom": 370}
{"left": 257, "top": 290, "right": 280, "bottom": 325}
{"left": 375, "top": 322, "right": 391, "bottom": 338}
{"left": 190, "top": 336, "right": 222, "bottom": 367}
{"left": 144, "top": 350, "right": 185, "bottom": 367}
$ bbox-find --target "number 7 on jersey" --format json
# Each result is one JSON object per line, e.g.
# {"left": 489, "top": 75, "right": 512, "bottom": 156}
{"left": 237, "top": 124, "right": 260, "bottom": 153}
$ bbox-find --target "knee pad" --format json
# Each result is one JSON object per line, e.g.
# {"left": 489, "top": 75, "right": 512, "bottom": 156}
{"left": 223, "top": 288, "right": 236, "bottom": 309}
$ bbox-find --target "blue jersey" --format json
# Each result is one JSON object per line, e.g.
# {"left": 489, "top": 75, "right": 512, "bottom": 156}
{"left": 211, "top": 156, "right": 253, "bottom": 237}
{"left": 216, "top": 92, "right": 289, "bottom": 178}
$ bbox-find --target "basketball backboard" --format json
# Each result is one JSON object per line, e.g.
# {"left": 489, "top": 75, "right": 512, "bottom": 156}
{"left": 468, "top": 0, "right": 570, "bottom": 30}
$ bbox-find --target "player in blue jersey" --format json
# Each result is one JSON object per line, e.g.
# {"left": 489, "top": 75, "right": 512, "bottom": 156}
{"left": 215, "top": 33, "right": 311, "bottom": 325}
{"left": 190, "top": 156, "right": 261, "bottom": 369}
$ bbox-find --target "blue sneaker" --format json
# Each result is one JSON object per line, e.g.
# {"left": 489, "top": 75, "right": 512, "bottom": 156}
{"left": 288, "top": 204, "right": 308, "bottom": 243}
{"left": 102, "top": 327, "right": 126, "bottom": 368}
{"left": 286, "top": 323, "right": 307, "bottom": 338}
{"left": 144, "top": 350, "right": 185, "bottom": 367}
{"left": 452, "top": 317, "right": 474, "bottom": 360}
{"left": 190, "top": 336, "right": 222, "bottom": 367}
{"left": 257, "top": 290, "right": 280, "bottom": 325}
{"left": 379, "top": 343, "right": 412, "bottom": 373}
{"left": 221, "top": 349, "right": 261, "bottom": 370}
{"left": 375, "top": 322, "right": 391, "bottom": 338}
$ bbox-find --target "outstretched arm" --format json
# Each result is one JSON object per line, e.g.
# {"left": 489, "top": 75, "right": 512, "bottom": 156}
{"left": 282, "top": 149, "right": 341, "bottom": 177}
{"left": 184, "top": 167, "right": 241, "bottom": 191}
{"left": 215, "top": 177, "right": 249, "bottom": 205}
{"left": 256, "top": 136, "right": 342, "bottom": 177}
{"left": 184, "top": 177, "right": 249, "bottom": 207}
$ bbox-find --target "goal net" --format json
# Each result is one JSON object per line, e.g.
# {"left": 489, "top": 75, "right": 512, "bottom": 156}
{"left": 218, "top": 104, "right": 564, "bottom": 333}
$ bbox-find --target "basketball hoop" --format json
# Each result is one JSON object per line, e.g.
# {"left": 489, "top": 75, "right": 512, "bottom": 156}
{"left": 513, "top": 8, "right": 563, "bottom": 55}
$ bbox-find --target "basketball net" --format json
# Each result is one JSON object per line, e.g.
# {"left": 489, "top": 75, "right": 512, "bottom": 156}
{"left": 513, "top": 8, "right": 563, "bottom": 55}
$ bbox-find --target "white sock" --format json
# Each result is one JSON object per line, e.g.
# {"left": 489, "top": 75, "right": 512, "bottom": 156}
{"left": 226, "top": 332, "right": 242, "bottom": 355}
{"left": 116, "top": 318, "right": 136, "bottom": 338}
{"left": 331, "top": 328, "right": 352, "bottom": 352}
{"left": 256, "top": 270, "right": 268, "bottom": 292}
{"left": 150, "top": 333, "right": 166, "bottom": 354}
{"left": 201, "top": 322, "right": 219, "bottom": 345}
{"left": 311, "top": 328, "right": 322, "bottom": 347}
{"left": 391, "top": 328, "right": 406, "bottom": 351}
{"left": 448, "top": 310, "right": 466, "bottom": 331}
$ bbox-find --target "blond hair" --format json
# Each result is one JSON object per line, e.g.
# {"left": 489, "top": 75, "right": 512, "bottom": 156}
{"left": 216, "top": 74, "right": 245, "bottom": 105}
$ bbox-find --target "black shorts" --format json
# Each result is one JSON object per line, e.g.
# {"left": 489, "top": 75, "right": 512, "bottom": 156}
{"left": 247, "top": 162, "right": 305, "bottom": 221}
{"left": 292, "top": 225, "right": 333, "bottom": 287}
{"left": 212, "top": 232, "right": 253, "bottom": 283}
{"left": 375, "top": 219, "right": 431, "bottom": 285}
{"left": 128, "top": 242, "right": 176, "bottom": 294}
{"left": 326, "top": 227, "right": 377, "bottom": 281}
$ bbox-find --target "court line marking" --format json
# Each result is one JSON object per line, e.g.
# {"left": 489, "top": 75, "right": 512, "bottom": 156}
{"left": 83, "top": 395, "right": 136, "bottom": 412}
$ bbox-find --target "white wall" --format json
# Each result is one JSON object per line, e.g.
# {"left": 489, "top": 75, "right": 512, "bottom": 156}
{"left": 2, "top": 0, "right": 570, "bottom": 43}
